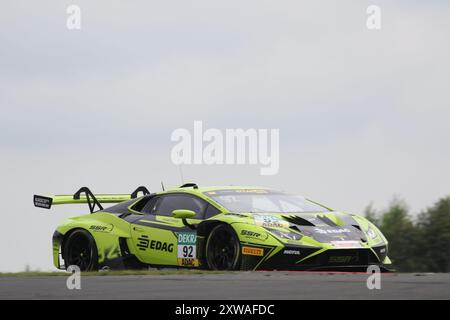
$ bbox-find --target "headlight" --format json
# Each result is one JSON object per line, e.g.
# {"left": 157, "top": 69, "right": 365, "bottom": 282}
{"left": 268, "top": 229, "right": 302, "bottom": 241}
{"left": 366, "top": 226, "right": 378, "bottom": 239}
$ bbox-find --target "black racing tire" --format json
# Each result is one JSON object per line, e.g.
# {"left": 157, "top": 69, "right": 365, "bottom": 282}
{"left": 63, "top": 229, "right": 99, "bottom": 272}
{"left": 205, "top": 224, "right": 241, "bottom": 270}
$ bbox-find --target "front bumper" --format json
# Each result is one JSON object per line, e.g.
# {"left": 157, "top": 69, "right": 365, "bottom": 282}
{"left": 241, "top": 244, "right": 391, "bottom": 272}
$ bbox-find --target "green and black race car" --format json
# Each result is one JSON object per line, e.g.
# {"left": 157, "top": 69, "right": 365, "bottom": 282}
{"left": 34, "top": 184, "right": 391, "bottom": 272}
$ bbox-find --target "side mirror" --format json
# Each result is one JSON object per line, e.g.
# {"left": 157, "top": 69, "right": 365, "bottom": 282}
{"left": 172, "top": 209, "right": 196, "bottom": 219}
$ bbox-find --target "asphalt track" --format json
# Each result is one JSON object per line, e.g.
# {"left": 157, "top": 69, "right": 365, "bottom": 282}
{"left": 1, "top": 272, "right": 449, "bottom": 300}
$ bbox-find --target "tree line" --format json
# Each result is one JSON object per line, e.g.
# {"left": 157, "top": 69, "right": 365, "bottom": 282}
{"left": 364, "top": 196, "right": 450, "bottom": 272}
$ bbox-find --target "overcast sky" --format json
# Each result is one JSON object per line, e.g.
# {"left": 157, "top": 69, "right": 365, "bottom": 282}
{"left": 1, "top": 0, "right": 449, "bottom": 271}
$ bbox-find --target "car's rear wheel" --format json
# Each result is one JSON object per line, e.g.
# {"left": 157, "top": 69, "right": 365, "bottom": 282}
{"left": 63, "top": 229, "right": 99, "bottom": 271}
{"left": 205, "top": 224, "right": 241, "bottom": 270}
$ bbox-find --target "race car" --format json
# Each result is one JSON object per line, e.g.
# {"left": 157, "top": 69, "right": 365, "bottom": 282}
{"left": 34, "top": 184, "right": 391, "bottom": 272}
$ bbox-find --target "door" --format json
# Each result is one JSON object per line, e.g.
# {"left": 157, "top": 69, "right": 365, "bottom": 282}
{"left": 130, "top": 193, "right": 208, "bottom": 267}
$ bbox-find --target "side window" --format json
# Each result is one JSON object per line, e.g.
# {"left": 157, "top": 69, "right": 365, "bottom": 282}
{"left": 153, "top": 194, "right": 207, "bottom": 219}
{"left": 140, "top": 197, "right": 161, "bottom": 214}
{"left": 204, "top": 204, "right": 221, "bottom": 219}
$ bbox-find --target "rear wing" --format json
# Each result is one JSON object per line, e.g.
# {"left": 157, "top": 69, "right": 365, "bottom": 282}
{"left": 34, "top": 186, "right": 150, "bottom": 213}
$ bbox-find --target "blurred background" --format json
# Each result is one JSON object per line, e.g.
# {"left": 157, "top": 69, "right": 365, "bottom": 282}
{"left": 0, "top": 0, "right": 449, "bottom": 272}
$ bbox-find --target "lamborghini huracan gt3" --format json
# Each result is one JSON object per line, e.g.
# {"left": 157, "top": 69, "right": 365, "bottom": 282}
{"left": 34, "top": 184, "right": 391, "bottom": 271}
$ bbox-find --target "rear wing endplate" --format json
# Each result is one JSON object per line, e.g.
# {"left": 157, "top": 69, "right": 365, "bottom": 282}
{"left": 34, "top": 186, "right": 150, "bottom": 213}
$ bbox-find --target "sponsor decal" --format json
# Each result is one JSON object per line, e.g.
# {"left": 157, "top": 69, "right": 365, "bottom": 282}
{"left": 283, "top": 250, "right": 301, "bottom": 255}
{"left": 137, "top": 235, "right": 174, "bottom": 252}
{"left": 34, "top": 195, "right": 53, "bottom": 209}
{"left": 330, "top": 241, "right": 363, "bottom": 248}
{"left": 234, "top": 189, "right": 269, "bottom": 194}
{"left": 328, "top": 256, "right": 356, "bottom": 264}
{"left": 179, "top": 258, "right": 199, "bottom": 267}
{"left": 254, "top": 215, "right": 290, "bottom": 229}
{"left": 137, "top": 235, "right": 149, "bottom": 251}
{"left": 206, "top": 189, "right": 272, "bottom": 195}
{"left": 150, "top": 240, "right": 173, "bottom": 252}
{"left": 177, "top": 232, "right": 199, "bottom": 267}
{"left": 89, "top": 224, "right": 114, "bottom": 233}
{"left": 314, "top": 228, "right": 352, "bottom": 235}
{"left": 242, "top": 246, "right": 264, "bottom": 256}
{"left": 241, "top": 230, "right": 269, "bottom": 241}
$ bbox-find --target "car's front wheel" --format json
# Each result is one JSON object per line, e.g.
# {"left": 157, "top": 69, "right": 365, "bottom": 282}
{"left": 63, "top": 229, "right": 99, "bottom": 271}
{"left": 205, "top": 224, "right": 241, "bottom": 270}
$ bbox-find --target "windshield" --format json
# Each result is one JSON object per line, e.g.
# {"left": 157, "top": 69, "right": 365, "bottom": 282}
{"left": 205, "top": 190, "right": 330, "bottom": 214}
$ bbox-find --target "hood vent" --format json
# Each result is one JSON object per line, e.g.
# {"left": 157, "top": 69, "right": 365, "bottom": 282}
{"left": 282, "top": 215, "right": 315, "bottom": 226}
{"left": 317, "top": 215, "right": 339, "bottom": 227}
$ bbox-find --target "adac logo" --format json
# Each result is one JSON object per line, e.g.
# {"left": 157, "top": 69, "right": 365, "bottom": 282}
{"left": 241, "top": 230, "right": 269, "bottom": 241}
{"left": 178, "top": 258, "right": 199, "bottom": 267}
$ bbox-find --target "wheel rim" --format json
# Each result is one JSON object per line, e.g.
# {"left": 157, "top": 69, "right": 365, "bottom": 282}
{"left": 208, "top": 228, "right": 239, "bottom": 270}
{"left": 67, "top": 234, "right": 92, "bottom": 271}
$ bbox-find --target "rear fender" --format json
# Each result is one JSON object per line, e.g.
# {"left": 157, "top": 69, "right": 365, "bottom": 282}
{"left": 55, "top": 213, "right": 133, "bottom": 268}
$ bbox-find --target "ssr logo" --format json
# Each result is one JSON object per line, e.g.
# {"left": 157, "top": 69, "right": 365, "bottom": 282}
{"left": 241, "top": 230, "right": 268, "bottom": 241}
{"left": 137, "top": 235, "right": 174, "bottom": 253}
{"left": 328, "top": 255, "right": 358, "bottom": 264}
{"left": 89, "top": 225, "right": 113, "bottom": 233}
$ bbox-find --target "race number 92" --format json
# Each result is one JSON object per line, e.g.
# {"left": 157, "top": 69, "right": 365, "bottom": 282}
{"left": 182, "top": 245, "right": 194, "bottom": 258}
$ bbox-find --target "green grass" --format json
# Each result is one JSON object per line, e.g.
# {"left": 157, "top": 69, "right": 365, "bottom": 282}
{"left": 0, "top": 269, "right": 225, "bottom": 278}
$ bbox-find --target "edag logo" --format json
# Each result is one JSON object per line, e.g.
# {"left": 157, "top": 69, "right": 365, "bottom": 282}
{"left": 171, "top": 121, "right": 280, "bottom": 175}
